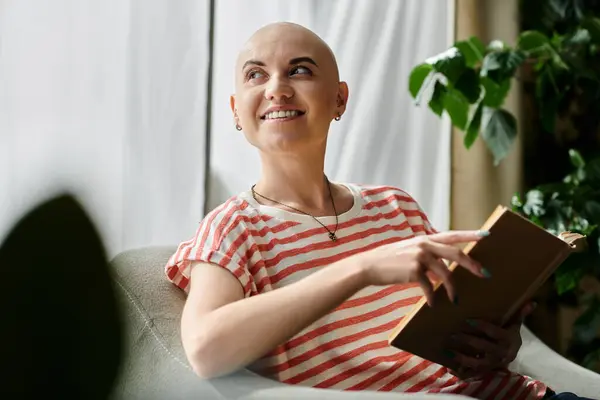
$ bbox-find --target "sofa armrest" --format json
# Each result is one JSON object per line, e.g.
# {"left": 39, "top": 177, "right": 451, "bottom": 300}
{"left": 509, "top": 326, "right": 600, "bottom": 397}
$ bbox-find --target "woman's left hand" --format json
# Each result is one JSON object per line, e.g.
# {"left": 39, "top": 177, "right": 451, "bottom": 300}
{"left": 445, "top": 301, "right": 537, "bottom": 379}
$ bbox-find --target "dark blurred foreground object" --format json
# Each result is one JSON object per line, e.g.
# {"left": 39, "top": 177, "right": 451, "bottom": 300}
{"left": 0, "top": 194, "right": 123, "bottom": 399}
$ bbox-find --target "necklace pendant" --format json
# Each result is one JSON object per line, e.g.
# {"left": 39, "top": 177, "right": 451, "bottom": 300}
{"left": 329, "top": 232, "right": 337, "bottom": 242}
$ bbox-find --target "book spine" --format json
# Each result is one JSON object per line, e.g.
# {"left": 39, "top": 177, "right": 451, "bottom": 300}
{"left": 501, "top": 246, "right": 571, "bottom": 326}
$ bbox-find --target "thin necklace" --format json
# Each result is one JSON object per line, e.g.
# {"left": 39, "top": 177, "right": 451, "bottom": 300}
{"left": 251, "top": 176, "right": 339, "bottom": 242}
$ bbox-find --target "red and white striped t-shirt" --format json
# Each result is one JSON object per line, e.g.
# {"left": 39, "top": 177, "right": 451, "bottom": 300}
{"left": 165, "top": 183, "right": 548, "bottom": 399}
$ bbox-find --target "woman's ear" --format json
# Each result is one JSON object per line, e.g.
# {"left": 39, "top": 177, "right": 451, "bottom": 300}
{"left": 230, "top": 94, "right": 236, "bottom": 114}
{"left": 336, "top": 82, "right": 349, "bottom": 117}
{"left": 230, "top": 95, "right": 243, "bottom": 130}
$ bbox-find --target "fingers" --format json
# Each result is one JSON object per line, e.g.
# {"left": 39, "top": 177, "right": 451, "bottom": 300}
{"left": 414, "top": 264, "right": 435, "bottom": 307}
{"left": 420, "top": 240, "right": 487, "bottom": 279}
{"left": 428, "top": 230, "right": 490, "bottom": 245}
{"left": 449, "top": 333, "right": 505, "bottom": 360}
{"left": 444, "top": 349, "right": 494, "bottom": 371}
{"left": 413, "top": 250, "right": 456, "bottom": 306}
{"left": 461, "top": 319, "right": 506, "bottom": 342}
{"left": 423, "top": 255, "right": 457, "bottom": 305}
{"left": 455, "top": 319, "right": 522, "bottom": 367}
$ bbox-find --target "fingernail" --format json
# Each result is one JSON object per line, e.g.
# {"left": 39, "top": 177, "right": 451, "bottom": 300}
{"left": 477, "top": 230, "right": 490, "bottom": 237}
{"left": 442, "top": 349, "right": 456, "bottom": 359}
{"left": 466, "top": 319, "right": 477, "bottom": 327}
{"left": 453, "top": 295, "right": 459, "bottom": 305}
{"left": 481, "top": 267, "right": 492, "bottom": 278}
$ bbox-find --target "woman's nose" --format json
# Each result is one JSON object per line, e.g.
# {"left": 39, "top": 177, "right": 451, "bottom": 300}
{"left": 264, "top": 76, "right": 294, "bottom": 101}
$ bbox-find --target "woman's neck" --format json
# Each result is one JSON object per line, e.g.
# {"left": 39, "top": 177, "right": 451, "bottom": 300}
{"left": 255, "top": 150, "right": 331, "bottom": 212}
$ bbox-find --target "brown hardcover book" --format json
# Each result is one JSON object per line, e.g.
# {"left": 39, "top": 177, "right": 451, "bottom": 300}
{"left": 388, "top": 205, "right": 586, "bottom": 371}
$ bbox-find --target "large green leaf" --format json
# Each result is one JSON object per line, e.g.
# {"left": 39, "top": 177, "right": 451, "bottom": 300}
{"left": 428, "top": 81, "right": 446, "bottom": 116}
{"left": 464, "top": 102, "right": 483, "bottom": 149}
{"left": 426, "top": 47, "right": 467, "bottom": 84}
{"left": 420, "top": 80, "right": 470, "bottom": 130}
{"left": 442, "top": 88, "right": 470, "bottom": 129}
{"left": 481, "top": 50, "right": 526, "bottom": 83}
{"left": 480, "top": 107, "right": 517, "bottom": 165}
{"left": 518, "top": 30, "right": 552, "bottom": 57}
{"left": 455, "top": 36, "right": 486, "bottom": 68}
{"left": 481, "top": 76, "right": 511, "bottom": 108}
{"left": 453, "top": 69, "right": 481, "bottom": 104}
{"left": 409, "top": 63, "right": 434, "bottom": 100}
{"left": 582, "top": 17, "right": 600, "bottom": 43}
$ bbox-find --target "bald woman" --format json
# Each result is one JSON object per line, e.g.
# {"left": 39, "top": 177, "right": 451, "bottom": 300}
{"left": 165, "top": 23, "right": 582, "bottom": 400}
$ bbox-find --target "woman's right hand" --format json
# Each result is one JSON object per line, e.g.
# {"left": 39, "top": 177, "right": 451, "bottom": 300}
{"left": 358, "top": 230, "right": 490, "bottom": 307}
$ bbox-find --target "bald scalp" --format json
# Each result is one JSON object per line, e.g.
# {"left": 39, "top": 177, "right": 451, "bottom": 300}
{"left": 235, "top": 22, "right": 340, "bottom": 82}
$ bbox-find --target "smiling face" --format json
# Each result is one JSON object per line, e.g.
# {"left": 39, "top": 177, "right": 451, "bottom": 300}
{"left": 231, "top": 23, "right": 348, "bottom": 154}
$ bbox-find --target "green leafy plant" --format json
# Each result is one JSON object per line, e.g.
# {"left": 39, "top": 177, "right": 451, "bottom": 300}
{"left": 512, "top": 149, "right": 600, "bottom": 371}
{"left": 408, "top": 12, "right": 600, "bottom": 165}
{"left": 409, "top": 0, "right": 600, "bottom": 371}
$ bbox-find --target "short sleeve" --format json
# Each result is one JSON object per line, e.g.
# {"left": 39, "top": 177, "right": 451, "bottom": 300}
{"left": 416, "top": 203, "right": 438, "bottom": 235}
{"left": 394, "top": 188, "right": 438, "bottom": 235}
{"left": 165, "top": 202, "right": 254, "bottom": 297}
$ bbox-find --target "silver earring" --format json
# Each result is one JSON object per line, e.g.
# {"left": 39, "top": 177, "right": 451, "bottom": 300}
{"left": 334, "top": 114, "right": 341, "bottom": 121}
{"left": 235, "top": 124, "right": 242, "bottom": 131}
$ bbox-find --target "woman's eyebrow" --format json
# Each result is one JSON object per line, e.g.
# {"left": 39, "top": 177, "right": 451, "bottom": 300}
{"left": 289, "top": 57, "right": 318, "bottom": 67}
{"left": 241, "top": 56, "right": 319, "bottom": 71}
{"left": 242, "top": 60, "right": 265, "bottom": 70}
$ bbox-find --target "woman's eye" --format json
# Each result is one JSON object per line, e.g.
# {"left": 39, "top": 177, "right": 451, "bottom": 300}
{"left": 247, "top": 70, "right": 265, "bottom": 80}
{"left": 290, "top": 66, "right": 312, "bottom": 76}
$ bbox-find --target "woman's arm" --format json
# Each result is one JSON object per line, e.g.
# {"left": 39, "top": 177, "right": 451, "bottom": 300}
{"left": 181, "top": 230, "right": 487, "bottom": 379}
{"left": 181, "top": 257, "right": 366, "bottom": 379}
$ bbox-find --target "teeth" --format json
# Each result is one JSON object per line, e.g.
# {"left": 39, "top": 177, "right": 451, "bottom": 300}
{"left": 265, "top": 110, "right": 299, "bottom": 119}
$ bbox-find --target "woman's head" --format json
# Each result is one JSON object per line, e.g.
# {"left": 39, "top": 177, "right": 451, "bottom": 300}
{"left": 231, "top": 22, "right": 348, "bottom": 155}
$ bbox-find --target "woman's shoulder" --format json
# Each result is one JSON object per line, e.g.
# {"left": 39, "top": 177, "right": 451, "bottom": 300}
{"left": 348, "top": 183, "right": 436, "bottom": 233}
{"left": 203, "top": 193, "right": 252, "bottom": 219}
{"left": 348, "top": 183, "right": 421, "bottom": 205}
{"left": 200, "top": 192, "right": 260, "bottom": 235}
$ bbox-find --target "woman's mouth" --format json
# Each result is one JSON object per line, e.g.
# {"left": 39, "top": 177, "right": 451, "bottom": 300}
{"left": 260, "top": 110, "right": 305, "bottom": 122}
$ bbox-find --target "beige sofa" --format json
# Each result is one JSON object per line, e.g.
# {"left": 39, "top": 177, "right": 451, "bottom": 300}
{"left": 109, "top": 246, "right": 600, "bottom": 400}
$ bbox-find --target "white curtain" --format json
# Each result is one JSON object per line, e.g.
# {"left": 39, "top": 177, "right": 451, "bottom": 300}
{"left": 0, "top": 0, "right": 209, "bottom": 257}
{"left": 1, "top": 0, "right": 452, "bottom": 258}
{"left": 209, "top": 0, "right": 453, "bottom": 230}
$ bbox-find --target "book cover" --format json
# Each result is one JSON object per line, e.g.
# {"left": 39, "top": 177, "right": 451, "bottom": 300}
{"left": 388, "top": 206, "right": 585, "bottom": 371}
